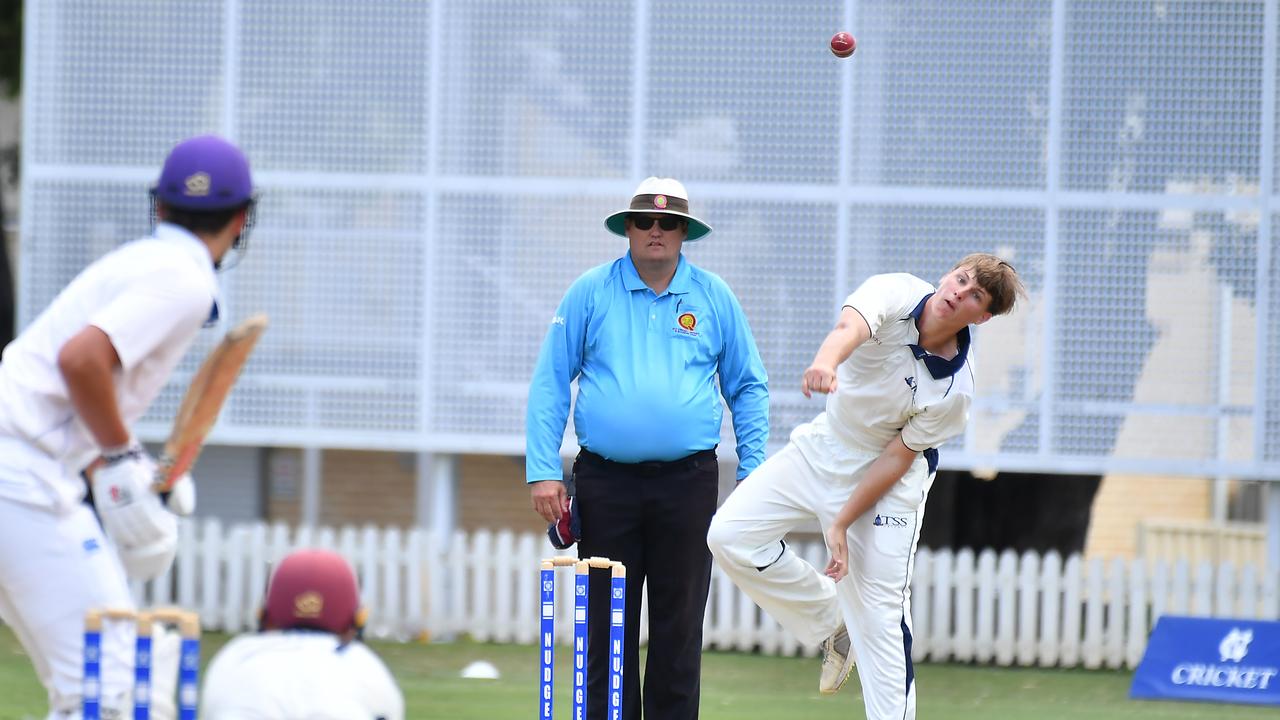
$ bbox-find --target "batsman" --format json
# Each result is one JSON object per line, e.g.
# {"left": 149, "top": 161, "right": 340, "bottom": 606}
{"left": 0, "top": 135, "right": 258, "bottom": 719}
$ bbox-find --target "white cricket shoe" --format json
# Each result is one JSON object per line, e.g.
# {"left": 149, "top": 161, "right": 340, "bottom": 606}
{"left": 819, "top": 625, "right": 855, "bottom": 695}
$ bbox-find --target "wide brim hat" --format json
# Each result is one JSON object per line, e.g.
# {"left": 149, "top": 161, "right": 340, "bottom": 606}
{"left": 605, "top": 177, "right": 712, "bottom": 241}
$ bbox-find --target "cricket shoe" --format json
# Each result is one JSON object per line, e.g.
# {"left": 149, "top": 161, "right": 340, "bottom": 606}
{"left": 819, "top": 625, "right": 855, "bottom": 695}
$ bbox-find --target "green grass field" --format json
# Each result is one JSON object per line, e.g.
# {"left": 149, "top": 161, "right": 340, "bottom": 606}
{"left": 0, "top": 624, "right": 1274, "bottom": 719}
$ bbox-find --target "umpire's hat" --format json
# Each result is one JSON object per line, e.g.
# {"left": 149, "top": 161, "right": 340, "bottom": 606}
{"left": 604, "top": 177, "right": 713, "bottom": 241}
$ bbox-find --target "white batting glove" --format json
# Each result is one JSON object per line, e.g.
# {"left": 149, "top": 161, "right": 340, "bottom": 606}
{"left": 91, "top": 446, "right": 177, "bottom": 549}
{"left": 164, "top": 473, "right": 197, "bottom": 516}
{"left": 117, "top": 530, "right": 179, "bottom": 580}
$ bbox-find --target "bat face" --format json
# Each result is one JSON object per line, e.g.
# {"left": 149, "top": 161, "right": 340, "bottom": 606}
{"left": 152, "top": 313, "right": 269, "bottom": 491}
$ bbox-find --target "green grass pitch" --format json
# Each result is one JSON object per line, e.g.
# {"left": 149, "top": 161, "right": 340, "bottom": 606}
{"left": 0, "top": 625, "right": 1274, "bottom": 719}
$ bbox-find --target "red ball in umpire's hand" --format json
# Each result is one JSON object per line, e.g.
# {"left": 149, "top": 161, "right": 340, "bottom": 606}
{"left": 830, "top": 32, "right": 856, "bottom": 58}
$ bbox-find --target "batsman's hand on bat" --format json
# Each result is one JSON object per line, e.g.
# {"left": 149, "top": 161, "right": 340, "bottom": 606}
{"left": 824, "top": 521, "right": 851, "bottom": 582}
{"left": 89, "top": 448, "right": 197, "bottom": 516}
{"left": 801, "top": 364, "right": 838, "bottom": 398}
{"left": 164, "top": 472, "right": 197, "bottom": 516}
{"left": 91, "top": 444, "right": 181, "bottom": 579}
{"left": 530, "top": 480, "right": 569, "bottom": 523}
{"left": 91, "top": 445, "right": 175, "bottom": 544}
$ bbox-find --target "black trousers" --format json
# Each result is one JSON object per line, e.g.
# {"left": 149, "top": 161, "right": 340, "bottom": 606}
{"left": 574, "top": 447, "right": 721, "bottom": 720}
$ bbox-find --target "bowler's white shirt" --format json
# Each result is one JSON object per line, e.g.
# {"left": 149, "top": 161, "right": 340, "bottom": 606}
{"left": 0, "top": 224, "right": 217, "bottom": 509}
{"left": 201, "top": 632, "right": 405, "bottom": 720}
{"left": 791, "top": 273, "right": 973, "bottom": 474}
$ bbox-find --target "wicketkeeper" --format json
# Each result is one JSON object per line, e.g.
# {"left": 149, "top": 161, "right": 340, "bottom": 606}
{"left": 201, "top": 548, "right": 404, "bottom": 719}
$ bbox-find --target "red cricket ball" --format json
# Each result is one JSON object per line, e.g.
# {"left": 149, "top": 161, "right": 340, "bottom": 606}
{"left": 830, "top": 31, "right": 856, "bottom": 59}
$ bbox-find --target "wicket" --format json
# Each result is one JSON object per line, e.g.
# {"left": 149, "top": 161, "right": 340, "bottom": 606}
{"left": 540, "top": 556, "right": 626, "bottom": 720}
{"left": 82, "top": 606, "right": 201, "bottom": 720}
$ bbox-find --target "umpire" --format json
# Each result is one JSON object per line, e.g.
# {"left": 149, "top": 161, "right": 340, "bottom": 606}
{"left": 526, "top": 177, "right": 769, "bottom": 720}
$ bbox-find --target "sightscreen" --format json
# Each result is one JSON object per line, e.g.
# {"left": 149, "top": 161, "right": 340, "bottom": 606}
{"left": 19, "top": 0, "right": 1280, "bottom": 478}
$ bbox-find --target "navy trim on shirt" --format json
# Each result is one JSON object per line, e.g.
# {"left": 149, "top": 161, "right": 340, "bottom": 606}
{"left": 906, "top": 293, "right": 970, "bottom": 380}
{"left": 204, "top": 300, "right": 220, "bottom": 327}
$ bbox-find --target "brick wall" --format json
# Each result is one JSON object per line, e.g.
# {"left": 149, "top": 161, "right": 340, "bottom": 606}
{"left": 265, "top": 449, "right": 542, "bottom": 532}
{"left": 319, "top": 450, "right": 418, "bottom": 528}
{"left": 265, "top": 448, "right": 417, "bottom": 528}
{"left": 264, "top": 448, "right": 301, "bottom": 525}
{"left": 457, "top": 454, "right": 546, "bottom": 535}
{"left": 1083, "top": 473, "right": 1211, "bottom": 560}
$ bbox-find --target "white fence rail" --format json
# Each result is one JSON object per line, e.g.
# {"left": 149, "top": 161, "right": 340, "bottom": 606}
{"left": 133, "top": 519, "right": 1280, "bottom": 670}
{"left": 1137, "top": 520, "right": 1267, "bottom": 571}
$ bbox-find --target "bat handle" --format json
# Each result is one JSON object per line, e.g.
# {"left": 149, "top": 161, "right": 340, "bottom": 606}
{"left": 151, "top": 459, "right": 178, "bottom": 494}
{"left": 82, "top": 457, "right": 105, "bottom": 482}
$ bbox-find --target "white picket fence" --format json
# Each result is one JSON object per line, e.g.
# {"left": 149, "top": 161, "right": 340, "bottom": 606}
{"left": 132, "top": 519, "right": 1280, "bottom": 670}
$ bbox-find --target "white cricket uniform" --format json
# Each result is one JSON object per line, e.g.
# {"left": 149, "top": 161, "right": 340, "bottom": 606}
{"left": 201, "top": 632, "right": 405, "bottom": 720}
{"left": 708, "top": 273, "right": 973, "bottom": 720}
{"left": 0, "top": 223, "right": 218, "bottom": 718}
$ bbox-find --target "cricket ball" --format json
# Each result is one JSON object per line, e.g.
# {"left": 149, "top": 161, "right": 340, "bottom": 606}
{"left": 830, "top": 32, "right": 856, "bottom": 59}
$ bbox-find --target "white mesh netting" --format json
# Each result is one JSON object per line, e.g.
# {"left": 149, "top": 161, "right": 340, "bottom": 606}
{"left": 19, "top": 0, "right": 1280, "bottom": 477}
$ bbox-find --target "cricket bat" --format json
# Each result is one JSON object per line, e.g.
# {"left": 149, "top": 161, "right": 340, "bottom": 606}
{"left": 151, "top": 312, "right": 269, "bottom": 491}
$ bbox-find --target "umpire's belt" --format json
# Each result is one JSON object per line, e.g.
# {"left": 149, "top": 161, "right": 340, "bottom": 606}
{"left": 578, "top": 448, "right": 717, "bottom": 475}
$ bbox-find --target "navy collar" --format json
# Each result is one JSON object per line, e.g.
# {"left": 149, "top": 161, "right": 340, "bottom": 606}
{"left": 907, "top": 293, "right": 971, "bottom": 380}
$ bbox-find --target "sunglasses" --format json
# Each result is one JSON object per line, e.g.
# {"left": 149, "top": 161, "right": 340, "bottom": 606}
{"left": 631, "top": 215, "right": 684, "bottom": 232}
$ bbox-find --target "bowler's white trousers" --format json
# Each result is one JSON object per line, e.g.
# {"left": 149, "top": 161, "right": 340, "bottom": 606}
{"left": 707, "top": 442, "right": 934, "bottom": 720}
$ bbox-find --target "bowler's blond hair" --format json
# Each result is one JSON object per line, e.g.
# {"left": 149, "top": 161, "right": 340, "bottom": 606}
{"left": 954, "top": 253, "right": 1025, "bottom": 316}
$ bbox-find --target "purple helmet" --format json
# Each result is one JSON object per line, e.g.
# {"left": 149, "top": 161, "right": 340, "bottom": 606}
{"left": 151, "top": 135, "right": 254, "bottom": 211}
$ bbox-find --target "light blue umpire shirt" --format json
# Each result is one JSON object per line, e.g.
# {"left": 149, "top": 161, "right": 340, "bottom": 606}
{"left": 526, "top": 252, "right": 769, "bottom": 483}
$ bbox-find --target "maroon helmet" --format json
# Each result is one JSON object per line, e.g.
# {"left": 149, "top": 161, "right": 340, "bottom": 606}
{"left": 262, "top": 549, "right": 365, "bottom": 634}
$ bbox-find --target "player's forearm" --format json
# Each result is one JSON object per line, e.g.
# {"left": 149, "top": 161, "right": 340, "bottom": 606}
{"left": 57, "top": 328, "right": 130, "bottom": 448}
{"left": 810, "top": 330, "right": 857, "bottom": 371}
{"left": 810, "top": 310, "right": 869, "bottom": 371}
{"left": 831, "top": 466, "right": 897, "bottom": 529}
{"left": 831, "top": 441, "right": 916, "bottom": 529}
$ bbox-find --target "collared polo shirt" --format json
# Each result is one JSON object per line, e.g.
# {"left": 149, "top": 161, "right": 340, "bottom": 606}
{"left": 0, "top": 223, "right": 219, "bottom": 509}
{"left": 792, "top": 273, "right": 973, "bottom": 473}
{"left": 526, "top": 253, "right": 769, "bottom": 482}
